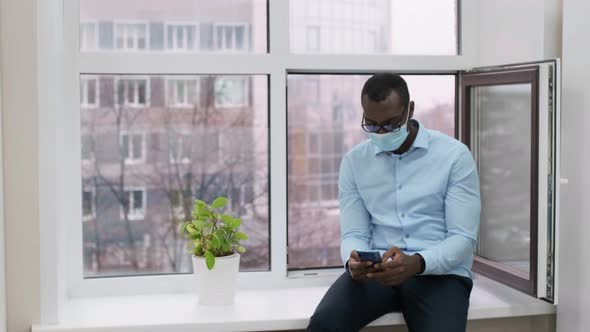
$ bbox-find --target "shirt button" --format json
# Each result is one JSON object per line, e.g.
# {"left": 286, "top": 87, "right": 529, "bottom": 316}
{"left": 398, "top": 184, "right": 403, "bottom": 190}
{"left": 405, "top": 234, "right": 410, "bottom": 239}
{"left": 401, "top": 213, "right": 405, "bottom": 218}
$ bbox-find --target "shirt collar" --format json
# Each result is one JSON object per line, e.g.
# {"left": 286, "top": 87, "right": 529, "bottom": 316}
{"left": 372, "top": 119, "right": 430, "bottom": 156}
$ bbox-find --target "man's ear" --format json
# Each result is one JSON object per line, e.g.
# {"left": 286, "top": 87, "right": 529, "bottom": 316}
{"left": 408, "top": 101, "right": 415, "bottom": 119}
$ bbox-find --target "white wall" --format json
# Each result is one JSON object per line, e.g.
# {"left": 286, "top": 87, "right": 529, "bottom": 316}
{"left": 477, "top": 0, "right": 562, "bottom": 66}
{"left": 557, "top": 0, "right": 590, "bottom": 331}
{"left": 0, "top": 63, "right": 7, "bottom": 332}
{"left": 0, "top": 0, "right": 42, "bottom": 331}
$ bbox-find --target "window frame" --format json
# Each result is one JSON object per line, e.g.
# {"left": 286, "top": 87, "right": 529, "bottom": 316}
{"left": 79, "top": 20, "right": 98, "bottom": 51}
{"left": 119, "top": 131, "right": 147, "bottom": 165}
{"left": 114, "top": 21, "right": 150, "bottom": 51}
{"left": 213, "top": 23, "right": 250, "bottom": 52}
{"left": 80, "top": 75, "right": 99, "bottom": 108}
{"left": 214, "top": 75, "right": 251, "bottom": 108}
{"left": 168, "top": 130, "right": 192, "bottom": 164}
{"left": 119, "top": 187, "right": 147, "bottom": 221}
{"left": 165, "top": 76, "right": 200, "bottom": 108}
{"left": 114, "top": 76, "right": 151, "bottom": 108}
{"left": 58, "top": 0, "right": 477, "bottom": 298}
{"left": 165, "top": 22, "right": 199, "bottom": 52}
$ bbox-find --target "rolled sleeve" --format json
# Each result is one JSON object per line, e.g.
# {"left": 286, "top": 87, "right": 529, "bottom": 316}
{"left": 339, "top": 154, "right": 371, "bottom": 266}
{"left": 418, "top": 146, "right": 481, "bottom": 275}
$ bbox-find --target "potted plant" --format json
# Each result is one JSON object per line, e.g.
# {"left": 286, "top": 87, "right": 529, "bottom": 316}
{"left": 179, "top": 196, "right": 248, "bottom": 305}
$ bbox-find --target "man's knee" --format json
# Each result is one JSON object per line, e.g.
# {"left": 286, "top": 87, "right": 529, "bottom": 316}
{"left": 307, "top": 309, "right": 348, "bottom": 332}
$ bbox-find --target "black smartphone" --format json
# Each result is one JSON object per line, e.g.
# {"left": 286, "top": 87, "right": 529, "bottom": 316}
{"left": 356, "top": 251, "right": 383, "bottom": 264}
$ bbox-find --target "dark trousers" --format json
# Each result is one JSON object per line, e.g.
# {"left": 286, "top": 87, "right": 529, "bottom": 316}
{"left": 307, "top": 272, "right": 473, "bottom": 332}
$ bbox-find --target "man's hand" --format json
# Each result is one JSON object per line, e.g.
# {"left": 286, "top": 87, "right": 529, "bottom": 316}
{"left": 347, "top": 250, "right": 382, "bottom": 281}
{"left": 366, "top": 247, "right": 421, "bottom": 286}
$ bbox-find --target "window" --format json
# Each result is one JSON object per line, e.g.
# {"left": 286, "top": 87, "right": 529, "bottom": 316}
{"left": 289, "top": 0, "right": 458, "bottom": 54}
{"left": 166, "top": 24, "right": 197, "bottom": 51}
{"left": 169, "top": 189, "right": 187, "bottom": 219}
{"left": 120, "top": 132, "right": 145, "bottom": 164}
{"left": 214, "top": 76, "right": 250, "bottom": 108}
{"left": 69, "top": 0, "right": 466, "bottom": 293}
{"left": 168, "top": 132, "right": 191, "bottom": 164}
{"left": 80, "top": 74, "right": 268, "bottom": 278}
{"left": 306, "top": 26, "right": 320, "bottom": 52}
{"left": 287, "top": 74, "right": 456, "bottom": 270}
{"left": 116, "top": 78, "right": 148, "bottom": 107}
{"left": 82, "top": 189, "right": 95, "bottom": 221}
{"left": 80, "top": 21, "right": 98, "bottom": 50}
{"left": 79, "top": 1, "right": 267, "bottom": 53}
{"left": 214, "top": 24, "right": 248, "bottom": 51}
{"left": 80, "top": 77, "right": 99, "bottom": 108}
{"left": 166, "top": 78, "right": 199, "bottom": 107}
{"left": 121, "top": 189, "right": 146, "bottom": 221}
{"left": 459, "top": 63, "right": 560, "bottom": 300}
{"left": 81, "top": 134, "right": 94, "bottom": 162}
{"left": 115, "top": 23, "right": 148, "bottom": 50}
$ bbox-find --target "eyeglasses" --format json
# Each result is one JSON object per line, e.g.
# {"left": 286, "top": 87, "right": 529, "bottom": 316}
{"left": 361, "top": 107, "right": 408, "bottom": 133}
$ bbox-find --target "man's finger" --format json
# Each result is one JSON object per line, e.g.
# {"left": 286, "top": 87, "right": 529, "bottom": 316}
{"left": 348, "top": 261, "right": 366, "bottom": 270}
{"left": 382, "top": 246, "right": 401, "bottom": 262}
{"left": 374, "top": 259, "right": 402, "bottom": 270}
{"left": 366, "top": 269, "right": 394, "bottom": 279}
{"left": 350, "top": 250, "right": 360, "bottom": 261}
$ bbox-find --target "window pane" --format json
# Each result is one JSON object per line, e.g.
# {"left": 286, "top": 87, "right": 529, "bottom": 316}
{"left": 133, "top": 190, "right": 143, "bottom": 210}
{"left": 82, "top": 190, "right": 93, "bottom": 216}
{"left": 81, "top": 134, "right": 93, "bottom": 160}
{"left": 80, "top": 0, "right": 267, "bottom": 53}
{"left": 472, "top": 84, "right": 532, "bottom": 276}
{"left": 121, "top": 134, "right": 129, "bottom": 159}
{"left": 215, "top": 76, "right": 249, "bottom": 107}
{"left": 87, "top": 79, "right": 97, "bottom": 104}
{"left": 287, "top": 74, "right": 455, "bottom": 269}
{"left": 289, "top": 0, "right": 458, "bottom": 55}
{"left": 132, "top": 134, "right": 143, "bottom": 159}
{"left": 81, "top": 74, "right": 269, "bottom": 277}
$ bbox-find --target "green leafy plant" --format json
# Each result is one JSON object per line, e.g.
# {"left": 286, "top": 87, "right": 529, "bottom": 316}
{"left": 179, "top": 196, "right": 248, "bottom": 270}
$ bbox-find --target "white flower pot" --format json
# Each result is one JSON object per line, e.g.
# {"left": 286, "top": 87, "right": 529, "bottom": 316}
{"left": 192, "top": 253, "right": 240, "bottom": 306}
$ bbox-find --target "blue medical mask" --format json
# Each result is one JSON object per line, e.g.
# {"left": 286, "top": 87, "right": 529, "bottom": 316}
{"left": 368, "top": 111, "right": 410, "bottom": 152}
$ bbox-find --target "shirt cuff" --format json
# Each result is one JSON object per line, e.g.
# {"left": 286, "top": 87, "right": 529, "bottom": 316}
{"left": 416, "top": 249, "right": 437, "bottom": 275}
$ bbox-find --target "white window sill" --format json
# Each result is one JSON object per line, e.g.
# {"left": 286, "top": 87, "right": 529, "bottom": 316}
{"left": 32, "top": 275, "right": 555, "bottom": 332}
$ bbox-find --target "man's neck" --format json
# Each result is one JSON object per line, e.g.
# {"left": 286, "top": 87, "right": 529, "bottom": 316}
{"left": 392, "top": 120, "right": 418, "bottom": 155}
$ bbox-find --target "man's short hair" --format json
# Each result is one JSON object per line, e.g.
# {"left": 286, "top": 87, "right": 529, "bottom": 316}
{"left": 361, "top": 73, "right": 410, "bottom": 108}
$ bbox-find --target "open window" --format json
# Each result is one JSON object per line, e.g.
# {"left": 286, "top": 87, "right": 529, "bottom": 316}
{"left": 459, "top": 60, "right": 560, "bottom": 302}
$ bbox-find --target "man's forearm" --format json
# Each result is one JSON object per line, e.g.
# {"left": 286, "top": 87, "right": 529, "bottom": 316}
{"left": 416, "top": 234, "right": 475, "bottom": 275}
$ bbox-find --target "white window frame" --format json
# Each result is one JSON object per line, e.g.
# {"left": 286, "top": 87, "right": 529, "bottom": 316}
{"left": 114, "top": 21, "right": 150, "bottom": 51}
{"left": 79, "top": 20, "right": 98, "bottom": 51}
{"left": 81, "top": 187, "right": 96, "bottom": 222}
{"left": 119, "top": 131, "right": 146, "bottom": 164}
{"left": 80, "top": 75, "right": 99, "bottom": 108}
{"left": 165, "top": 23, "right": 199, "bottom": 52}
{"left": 214, "top": 75, "right": 250, "bottom": 108}
{"left": 213, "top": 23, "right": 249, "bottom": 52}
{"left": 165, "top": 76, "right": 200, "bottom": 108}
{"left": 54, "top": 0, "right": 478, "bottom": 302}
{"left": 168, "top": 131, "right": 191, "bottom": 164}
{"left": 115, "top": 76, "right": 150, "bottom": 108}
{"left": 119, "top": 187, "right": 147, "bottom": 221}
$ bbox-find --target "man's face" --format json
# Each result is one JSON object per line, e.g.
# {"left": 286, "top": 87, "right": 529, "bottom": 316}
{"left": 361, "top": 91, "right": 414, "bottom": 134}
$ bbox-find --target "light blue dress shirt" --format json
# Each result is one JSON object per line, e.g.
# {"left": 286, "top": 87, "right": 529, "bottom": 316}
{"left": 339, "top": 121, "right": 481, "bottom": 278}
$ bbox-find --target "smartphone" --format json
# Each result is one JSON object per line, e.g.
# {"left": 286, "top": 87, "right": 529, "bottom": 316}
{"left": 356, "top": 251, "right": 383, "bottom": 264}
